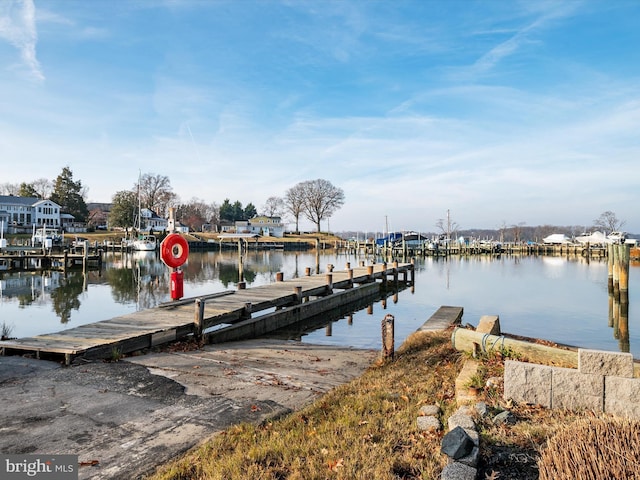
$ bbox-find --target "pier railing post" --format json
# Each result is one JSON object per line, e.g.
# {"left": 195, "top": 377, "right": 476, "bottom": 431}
{"left": 367, "top": 265, "right": 374, "bottom": 282}
{"left": 294, "top": 286, "right": 303, "bottom": 304}
{"left": 305, "top": 267, "right": 311, "bottom": 276}
{"left": 347, "top": 268, "right": 353, "bottom": 288}
{"left": 325, "top": 273, "right": 333, "bottom": 294}
{"left": 276, "top": 272, "right": 284, "bottom": 282}
{"left": 381, "top": 262, "right": 387, "bottom": 288}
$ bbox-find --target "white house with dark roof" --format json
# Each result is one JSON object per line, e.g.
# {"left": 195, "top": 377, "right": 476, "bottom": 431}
{"left": 234, "top": 215, "right": 284, "bottom": 238}
{"left": 139, "top": 208, "right": 168, "bottom": 232}
{"left": 0, "top": 196, "right": 63, "bottom": 233}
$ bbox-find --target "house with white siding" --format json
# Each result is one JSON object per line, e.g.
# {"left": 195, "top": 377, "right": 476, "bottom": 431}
{"left": 234, "top": 215, "right": 284, "bottom": 238}
{"left": 0, "top": 196, "right": 63, "bottom": 233}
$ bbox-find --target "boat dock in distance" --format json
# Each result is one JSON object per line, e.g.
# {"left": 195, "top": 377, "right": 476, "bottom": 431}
{"left": 0, "top": 261, "right": 415, "bottom": 365}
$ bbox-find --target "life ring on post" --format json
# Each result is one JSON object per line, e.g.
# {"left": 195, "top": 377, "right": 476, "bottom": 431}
{"left": 160, "top": 233, "right": 189, "bottom": 268}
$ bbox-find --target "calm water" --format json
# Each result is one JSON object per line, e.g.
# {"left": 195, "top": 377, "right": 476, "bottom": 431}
{"left": 1, "top": 250, "right": 638, "bottom": 358}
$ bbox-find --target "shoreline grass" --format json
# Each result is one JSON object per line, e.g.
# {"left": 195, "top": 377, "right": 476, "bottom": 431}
{"left": 148, "top": 331, "right": 462, "bottom": 480}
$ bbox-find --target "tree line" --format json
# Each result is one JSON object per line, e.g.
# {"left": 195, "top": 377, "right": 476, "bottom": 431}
{"left": 1, "top": 168, "right": 345, "bottom": 233}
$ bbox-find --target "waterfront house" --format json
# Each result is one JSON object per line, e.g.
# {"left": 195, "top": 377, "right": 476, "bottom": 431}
{"left": 0, "top": 196, "right": 63, "bottom": 233}
{"left": 234, "top": 216, "right": 284, "bottom": 238}
{"left": 139, "top": 208, "right": 168, "bottom": 232}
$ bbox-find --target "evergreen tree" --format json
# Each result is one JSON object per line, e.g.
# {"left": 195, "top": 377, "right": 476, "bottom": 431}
{"left": 109, "top": 191, "right": 137, "bottom": 228}
{"left": 50, "top": 167, "right": 89, "bottom": 222}
{"left": 244, "top": 202, "right": 257, "bottom": 219}
{"left": 18, "top": 182, "right": 39, "bottom": 198}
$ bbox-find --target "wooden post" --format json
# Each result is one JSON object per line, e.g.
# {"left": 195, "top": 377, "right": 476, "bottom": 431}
{"left": 381, "top": 262, "right": 387, "bottom": 287}
{"left": 294, "top": 285, "right": 303, "bottom": 304}
{"left": 194, "top": 298, "right": 204, "bottom": 339}
{"left": 305, "top": 266, "right": 311, "bottom": 276}
{"left": 237, "top": 281, "right": 246, "bottom": 290}
{"left": 619, "top": 244, "right": 630, "bottom": 303}
{"left": 381, "top": 314, "right": 394, "bottom": 359}
{"left": 347, "top": 268, "right": 353, "bottom": 288}
{"left": 243, "top": 302, "right": 252, "bottom": 319}
{"left": 367, "top": 265, "right": 374, "bottom": 282}
{"left": 613, "top": 245, "right": 620, "bottom": 299}
{"left": 325, "top": 273, "right": 333, "bottom": 294}
{"left": 607, "top": 244, "right": 614, "bottom": 293}
{"left": 276, "top": 272, "right": 284, "bottom": 282}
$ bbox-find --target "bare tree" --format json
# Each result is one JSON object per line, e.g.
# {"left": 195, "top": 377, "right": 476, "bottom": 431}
{"left": 32, "top": 178, "right": 53, "bottom": 199}
{"left": 593, "top": 211, "right": 625, "bottom": 233}
{"left": 262, "top": 196, "right": 285, "bottom": 217}
{"left": 0, "top": 183, "right": 19, "bottom": 195}
{"left": 435, "top": 209, "right": 459, "bottom": 240}
{"left": 135, "top": 173, "right": 176, "bottom": 217}
{"left": 300, "top": 179, "right": 345, "bottom": 233}
{"left": 284, "top": 183, "right": 306, "bottom": 233}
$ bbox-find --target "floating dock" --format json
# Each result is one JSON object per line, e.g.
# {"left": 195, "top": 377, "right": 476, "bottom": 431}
{"left": 0, "top": 261, "right": 414, "bottom": 364}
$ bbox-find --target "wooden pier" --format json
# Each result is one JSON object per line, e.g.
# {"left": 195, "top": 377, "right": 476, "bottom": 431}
{"left": 0, "top": 261, "right": 414, "bottom": 364}
{"left": 340, "top": 240, "right": 609, "bottom": 259}
{"left": 0, "top": 249, "right": 102, "bottom": 271}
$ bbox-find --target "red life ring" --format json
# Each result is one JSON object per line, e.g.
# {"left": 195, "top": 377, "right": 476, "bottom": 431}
{"left": 160, "top": 233, "right": 189, "bottom": 268}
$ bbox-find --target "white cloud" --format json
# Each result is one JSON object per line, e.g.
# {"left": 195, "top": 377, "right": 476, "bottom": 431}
{"left": 0, "top": 0, "right": 43, "bottom": 81}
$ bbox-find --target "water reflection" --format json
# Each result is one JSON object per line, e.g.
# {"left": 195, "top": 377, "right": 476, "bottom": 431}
{"left": 0, "top": 251, "right": 638, "bottom": 358}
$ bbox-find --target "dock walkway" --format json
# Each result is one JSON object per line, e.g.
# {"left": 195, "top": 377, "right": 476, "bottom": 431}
{"left": 0, "top": 262, "right": 414, "bottom": 364}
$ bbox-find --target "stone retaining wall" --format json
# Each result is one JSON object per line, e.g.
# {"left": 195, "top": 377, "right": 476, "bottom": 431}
{"left": 504, "top": 348, "right": 640, "bottom": 418}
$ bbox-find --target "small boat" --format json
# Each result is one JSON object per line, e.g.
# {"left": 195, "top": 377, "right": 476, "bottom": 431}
{"left": 131, "top": 234, "right": 157, "bottom": 251}
{"left": 542, "top": 233, "right": 572, "bottom": 245}
{"left": 607, "top": 231, "right": 627, "bottom": 244}
{"left": 575, "top": 231, "right": 607, "bottom": 245}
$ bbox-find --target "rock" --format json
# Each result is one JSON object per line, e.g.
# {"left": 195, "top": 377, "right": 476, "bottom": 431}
{"left": 441, "top": 461, "right": 477, "bottom": 480}
{"left": 419, "top": 404, "right": 440, "bottom": 416}
{"left": 476, "top": 315, "right": 501, "bottom": 335}
{"left": 417, "top": 415, "right": 441, "bottom": 432}
{"left": 441, "top": 426, "right": 474, "bottom": 460}
{"left": 493, "top": 410, "right": 516, "bottom": 425}
{"left": 475, "top": 401, "right": 488, "bottom": 417}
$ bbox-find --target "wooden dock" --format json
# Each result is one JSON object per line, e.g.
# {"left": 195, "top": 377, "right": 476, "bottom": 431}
{"left": 417, "top": 306, "right": 464, "bottom": 331}
{"left": 0, "top": 261, "right": 414, "bottom": 364}
{"left": 0, "top": 249, "right": 102, "bottom": 271}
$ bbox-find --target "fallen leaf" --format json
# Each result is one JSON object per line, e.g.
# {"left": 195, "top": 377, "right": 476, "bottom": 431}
{"left": 328, "top": 458, "right": 344, "bottom": 471}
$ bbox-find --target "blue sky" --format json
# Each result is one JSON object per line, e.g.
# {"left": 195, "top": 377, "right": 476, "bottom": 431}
{"left": 1, "top": 0, "right": 639, "bottom": 234}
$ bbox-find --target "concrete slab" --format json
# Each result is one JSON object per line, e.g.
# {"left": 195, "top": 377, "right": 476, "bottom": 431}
{"left": 0, "top": 339, "right": 377, "bottom": 479}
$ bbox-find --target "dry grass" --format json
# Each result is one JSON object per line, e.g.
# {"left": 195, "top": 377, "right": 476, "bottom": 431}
{"left": 147, "top": 331, "right": 630, "bottom": 480}
{"left": 148, "top": 330, "right": 463, "bottom": 480}
{"left": 538, "top": 417, "right": 640, "bottom": 480}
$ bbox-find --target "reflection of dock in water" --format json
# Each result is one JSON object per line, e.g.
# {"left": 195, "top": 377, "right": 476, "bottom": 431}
{"left": 0, "top": 262, "right": 414, "bottom": 364}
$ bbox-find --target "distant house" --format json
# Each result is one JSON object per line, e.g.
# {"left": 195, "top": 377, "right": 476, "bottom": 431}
{"left": 234, "top": 216, "right": 284, "bottom": 238}
{"left": 220, "top": 220, "right": 235, "bottom": 233}
{"left": 0, "top": 196, "right": 63, "bottom": 233}
{"left": 87, "top": 202, "right": 111, "bottom": 229}
{"left": 140, "top": 208, "right": 168, "bottom": 232}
